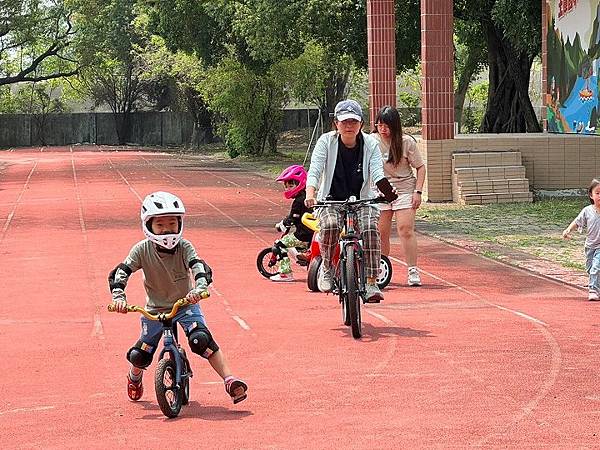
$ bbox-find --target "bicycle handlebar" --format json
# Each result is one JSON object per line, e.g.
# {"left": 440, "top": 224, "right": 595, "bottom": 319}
{"left": 313, "top": 196, "right": 388, "bottom": 208}
{"left": 107, "top": 291, "right": 210, "bottom": 321}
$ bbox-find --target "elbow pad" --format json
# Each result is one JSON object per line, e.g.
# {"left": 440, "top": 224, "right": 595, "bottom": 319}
{"left": 189, "top": 258, "right": 213, "bottom": 285}
{"left": 375, "top": 178, "right": 398, "bottom": 202}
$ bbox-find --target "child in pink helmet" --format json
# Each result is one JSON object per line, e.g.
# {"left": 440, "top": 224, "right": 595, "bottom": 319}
{"left": 271, "top": 165, "right": 314, "bottom": 282}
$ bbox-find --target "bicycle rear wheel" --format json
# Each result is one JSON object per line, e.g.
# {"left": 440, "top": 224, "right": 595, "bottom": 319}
{"left": 307, "top": 255, "right": 321, "bottom": 292}
{"left": 155, "top": 358, "right": 183, "bottom": 418}
{"left": 256, "top": 247, "right": 280, "bottom": 278}
{"left": 346, "top": 249, "right": 362, "bottom": 339}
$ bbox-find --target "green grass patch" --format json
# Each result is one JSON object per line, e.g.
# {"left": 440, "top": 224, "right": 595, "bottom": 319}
{"left": 418, "top": 198, "right": 589, "bottom": 271}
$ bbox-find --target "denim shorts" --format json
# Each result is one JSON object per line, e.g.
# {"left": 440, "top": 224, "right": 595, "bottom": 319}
{"left": 137, "top": 303, "right": 207, "bottom": 354}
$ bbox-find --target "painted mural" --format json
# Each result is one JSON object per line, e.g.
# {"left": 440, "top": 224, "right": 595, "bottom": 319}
{"left": 546, "top": 0, "right": 600, "bottom": 134}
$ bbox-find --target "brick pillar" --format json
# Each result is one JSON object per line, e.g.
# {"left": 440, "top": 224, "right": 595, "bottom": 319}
{"left": 420, "top": 0, "right": 454, "bottom": 140}
{"left": 541, "top": 0, "right": 548, "bottom": 131}
{"left": 367, "top": 0, "right": 396, "bottom": 128}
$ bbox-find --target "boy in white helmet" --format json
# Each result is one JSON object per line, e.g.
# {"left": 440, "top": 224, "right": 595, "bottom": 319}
{"left": 109, "top": 191, "right": 248, "bottom": 404}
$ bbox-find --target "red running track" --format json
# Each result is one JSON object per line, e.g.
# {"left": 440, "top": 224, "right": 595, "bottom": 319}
{"left": 1, "top": 147, "right": 599, "bottom": 449}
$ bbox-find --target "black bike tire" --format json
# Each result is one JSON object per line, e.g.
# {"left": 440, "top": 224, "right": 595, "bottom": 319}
{"left": 181, "top": 356, "right": 191, "bottom": 405}
{"left": 181, "top": 376, "right": 190, "bottom": 406}
{"left": 307, "top": 255, "right": 322, "bottom": 292}
{"left": 256, "top": 247, "right": 280, "bottom": 278}
{"left": 346, "top": 249, "right": 362, "bottom": 339}
{"left": 377, "top": 255, "right": 393, "bottom": 289}
{"left": 155, "top": 358, "right": 183, "bottom": 418}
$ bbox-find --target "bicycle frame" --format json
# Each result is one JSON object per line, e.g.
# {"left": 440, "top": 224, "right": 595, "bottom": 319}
{"left": 107, "top": 294, "right": 208, "bottom": 408}
{"left": 336, "top": 205, "right": 366, "bottom": 303}
{"left": 156, "top": 317, "right": 189, "bottom": 391}
{"left": 314, "top": 196, "right": 384, "bottom": 338}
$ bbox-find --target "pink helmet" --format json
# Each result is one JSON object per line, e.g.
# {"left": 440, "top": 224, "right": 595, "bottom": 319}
{"left": 276, "top": 164, "right": 307, "bottom": 199}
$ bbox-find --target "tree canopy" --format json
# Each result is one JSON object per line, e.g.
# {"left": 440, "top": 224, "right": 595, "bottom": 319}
{"left": 0, "top": 0, "right": 78, "bottom": 86}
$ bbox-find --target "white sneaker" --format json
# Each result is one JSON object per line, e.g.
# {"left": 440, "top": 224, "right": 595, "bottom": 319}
{"left": 271, "top": 272, "right": 294, "bottom": 282}
{"left": 317, "top": 265, "right": 333, "bottom": 292}
{"left": 589, "top": 291, "right": 599, "bottom": 301}
{"left": 408, "top": 267, "right": 422, "bottom": 286}
{"left": 365, "top": 283, "right": 384, "bottom": 303}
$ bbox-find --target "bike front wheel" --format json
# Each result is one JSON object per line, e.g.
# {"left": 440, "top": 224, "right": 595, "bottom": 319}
{"left": 155, "top": 358, "right": 183, "bottom": 418}
{"left": 256, "top": 247, "right": 280, "bottom": 278}
{"left": 345, "top": 249, "right": 362, "bottom": 339}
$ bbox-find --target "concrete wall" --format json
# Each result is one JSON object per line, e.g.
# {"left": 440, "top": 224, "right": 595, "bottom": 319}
{"left": 418, "top": 133, "right": 600, "bottom": 202}
{"left": 0, "top": 109, "right": 319, "bottom": 148}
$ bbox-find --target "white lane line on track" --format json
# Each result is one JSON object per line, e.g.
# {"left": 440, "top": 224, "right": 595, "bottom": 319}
{"left": 208, "top": 286, "right": 251, "bottom": 331}
{"left": 70, "top": 150, "right": 105, "bottom": 340}
{"left": 364, "top": 310, "right": 394, "bottom": 325}
{"left": 107, "top": 158, "right": 143, "bottom": 201}
{"left": 0, "top": 406, "right": 55, "bottom": 416}
{"left": 200, "top": 170, "right": 279, "bottom": 206}
{"left": 141, "top": 156, "right": 272, "bottom": 245}
{"left": 0, "top": 160, "right": 37, "bottom": 244}
{"left": 388, "top": 255, "right": 547, "bottom": 326}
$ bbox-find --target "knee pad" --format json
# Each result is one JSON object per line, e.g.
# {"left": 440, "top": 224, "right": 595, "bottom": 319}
{"left": 188, "top": 326, "right": 220, "bottom": 359}
{"left": 127, "top": 342, "right": 154, "bottom": 369}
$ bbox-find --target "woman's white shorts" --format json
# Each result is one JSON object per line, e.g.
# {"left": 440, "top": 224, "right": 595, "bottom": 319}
{"left": 378, "top": 193, "right": 413, "bottom": 211}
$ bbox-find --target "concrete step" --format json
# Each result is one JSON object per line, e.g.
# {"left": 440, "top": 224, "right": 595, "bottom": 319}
{"left": 452, "top": 151, "right": 522, "bottom": 169}
{"left": 454, "top": 165, "right": 526, "bottom": 181}
{"left": 457, "top": 178, "right": 530, "bottom": 195}
{"left": 461, "top": 191, "right": 533, "bottom": 205}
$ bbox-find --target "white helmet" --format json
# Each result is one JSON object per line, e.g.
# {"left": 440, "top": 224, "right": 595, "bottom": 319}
{"left": 141, "top": 191, "right": 185, "bottom": 249}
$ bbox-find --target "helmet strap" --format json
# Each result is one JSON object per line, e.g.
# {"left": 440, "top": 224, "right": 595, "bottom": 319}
{"left": 155, "top": 243, "right": 178, "bottom": 254}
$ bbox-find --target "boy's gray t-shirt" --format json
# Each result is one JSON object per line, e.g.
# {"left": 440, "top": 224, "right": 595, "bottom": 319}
{"left": 575, "top": 205, "right": 600, "bottom": 249}
{"left": 125, "top": 238, "right": 199, "bottom": 312}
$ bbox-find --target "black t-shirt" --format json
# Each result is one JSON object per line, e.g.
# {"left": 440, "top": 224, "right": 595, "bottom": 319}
{"left": 282, "top": 190, "right": 314, "bottom": 243}
{"left": 328, "top": 135, "right": 363, "bottom": 201}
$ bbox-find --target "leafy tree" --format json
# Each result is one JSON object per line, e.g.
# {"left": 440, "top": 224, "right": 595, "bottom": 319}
{"left": 72, "top": 0, "right": 152, "bottom": 144}
{"left": 139, "top": 36, "right": 213, "bottom": 147}
{"left": 454, "top": 0, "right": 542, "bottom": 133}
{"left": 0, "top": 0, "right": 78, "bottom": 86}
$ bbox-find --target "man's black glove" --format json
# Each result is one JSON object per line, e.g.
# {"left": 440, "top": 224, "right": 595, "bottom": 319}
{"left": 376, "top": 178, "right": 398, "bottom": 202}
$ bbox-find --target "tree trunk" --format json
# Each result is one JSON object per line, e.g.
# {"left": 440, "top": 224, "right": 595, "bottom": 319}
{"left": 454, "top": 45, "right": 485, "bottom": 133}
{"left": 115, "top": 111, "right": 132, "bottom": 145}
{"left": 321, "top": 67, "right": 351, "bottom": 129}
{"left": 482, "top": 23, "right": 542, "bottom": 133}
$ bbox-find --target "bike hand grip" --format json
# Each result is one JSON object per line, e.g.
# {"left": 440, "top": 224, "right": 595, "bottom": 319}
{"left": 107, "top": 303, "right": 137, "bottom": 313}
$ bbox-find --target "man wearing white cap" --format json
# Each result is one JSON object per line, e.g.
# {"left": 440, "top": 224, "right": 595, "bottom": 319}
{"left": 304, "top": 99, "right": 397, "bottom": 302}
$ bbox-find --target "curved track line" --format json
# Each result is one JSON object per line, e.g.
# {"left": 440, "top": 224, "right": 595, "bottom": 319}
{"left": 389, "top": 255, "right": 562, "bottom": 439}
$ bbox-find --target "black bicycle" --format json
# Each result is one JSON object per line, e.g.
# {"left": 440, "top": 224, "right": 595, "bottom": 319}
{"left": 108, "top": 294, "right": 208, "bottom": 418}
{"left": 314, "top": 196, "right": 387, "bottom": 339}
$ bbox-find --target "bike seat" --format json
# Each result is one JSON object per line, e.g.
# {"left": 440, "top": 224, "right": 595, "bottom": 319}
{"left": 301, "top": 212, "right": 319, "bottom": 232}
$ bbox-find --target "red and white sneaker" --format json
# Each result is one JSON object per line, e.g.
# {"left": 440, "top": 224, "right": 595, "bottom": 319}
{"left": 224, "top": 376, "right": 248, "bottom": 404}
{"left": 127, "top": 373, "right": 143, "bottom": 401}
{"left": 270, "top": 273, "right": 294, "bottom": 282}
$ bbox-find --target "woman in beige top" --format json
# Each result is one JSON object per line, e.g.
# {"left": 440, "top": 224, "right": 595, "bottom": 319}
{"left": 372, "top": 106, "right": 426, "bottom": 286}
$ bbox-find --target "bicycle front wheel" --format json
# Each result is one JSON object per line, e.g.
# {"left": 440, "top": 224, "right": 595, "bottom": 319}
{"left": 346, "top": 249, "right": 362, "bottom": 339}
{"left": 155, "top": 358, "right": 183, "bottom": 418}
{"left": 256, "top": 247, "right": 280, "bottom": 278}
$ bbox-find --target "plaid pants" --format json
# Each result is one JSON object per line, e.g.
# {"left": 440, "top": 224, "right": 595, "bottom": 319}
{"left": 316, "top": 205, "right": 381, "bottom": 278}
